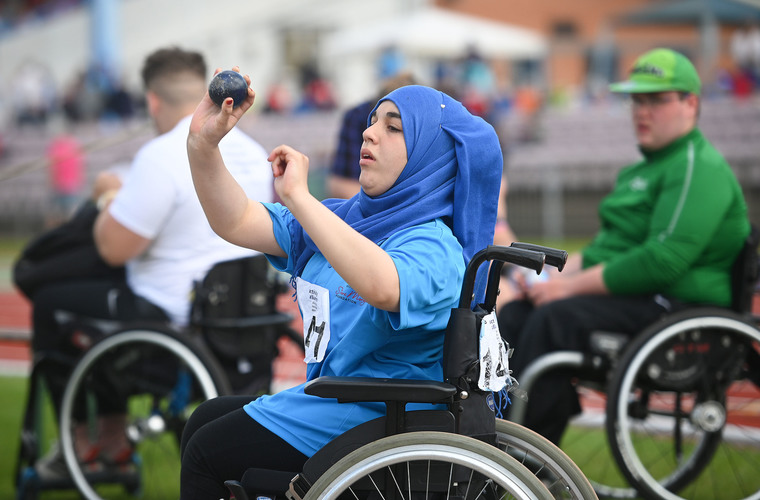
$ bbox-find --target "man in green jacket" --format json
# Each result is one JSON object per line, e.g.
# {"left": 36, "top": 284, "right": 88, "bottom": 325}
{"left": 499, "top": 48, "right": 750, "bottom": 444}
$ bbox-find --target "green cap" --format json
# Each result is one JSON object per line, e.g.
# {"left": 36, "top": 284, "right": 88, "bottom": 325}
{"left": 609, "top": 48, "right": 701, "bottom": 95}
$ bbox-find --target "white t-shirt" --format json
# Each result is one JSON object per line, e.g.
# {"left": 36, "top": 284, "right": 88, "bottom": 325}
{"left": 109, "top": 115, "right": 273, "bottom": 325}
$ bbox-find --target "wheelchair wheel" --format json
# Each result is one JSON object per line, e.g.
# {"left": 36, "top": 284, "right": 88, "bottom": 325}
{"left": 59, "top": 326, "right": 231, "bottom": 500}
{"left": 606, "top": 309, "right": 760, "bottom": 500}
{"left": 495, "top": 419, "right": 597, "bottom": 499}
{"left": 303, "top": 431, "right": 553, "bottom": 500}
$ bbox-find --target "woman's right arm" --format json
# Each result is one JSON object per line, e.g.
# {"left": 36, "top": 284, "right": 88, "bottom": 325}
{"left": 186, "top": 68, "right": 285, "bottom": 257}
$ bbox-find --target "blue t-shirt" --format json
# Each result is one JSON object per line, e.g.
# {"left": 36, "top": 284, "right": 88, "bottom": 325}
{"left": 244, "top": 202, "right": 465, "bottom": 456}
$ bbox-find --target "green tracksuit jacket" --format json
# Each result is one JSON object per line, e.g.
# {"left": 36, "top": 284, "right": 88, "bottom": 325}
{"left": 582, "top": 128, "right": 750, "bottom": 307}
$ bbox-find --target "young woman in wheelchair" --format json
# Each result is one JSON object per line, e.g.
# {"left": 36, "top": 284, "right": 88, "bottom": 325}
{"left": 181, "top": 75, "right": 503, "bottom": 499}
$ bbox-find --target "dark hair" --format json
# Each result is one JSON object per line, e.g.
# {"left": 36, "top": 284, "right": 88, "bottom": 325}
{"left": 141, "top": 47, "right": 206, "bottom": 90}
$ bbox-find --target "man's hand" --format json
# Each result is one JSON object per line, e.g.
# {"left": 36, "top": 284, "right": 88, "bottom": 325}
{"left": 526, "top": 279, "right": 573, "bottom": 306}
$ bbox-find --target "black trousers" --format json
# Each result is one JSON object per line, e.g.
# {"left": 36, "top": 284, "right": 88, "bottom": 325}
{"left": 180, "top": 396, "right": 308, "bottom": 500}
{"left": 31, "top": 278, "right": 169, "bottom": 416}
{"left": 497, "top": 294, "right": 676, "bottom": 444}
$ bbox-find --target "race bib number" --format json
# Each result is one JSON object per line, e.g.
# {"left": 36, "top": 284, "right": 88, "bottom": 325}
{"left": 296, "top": 277, "right": 331, "bottom": 363}
{"left": 477, "top": 311, "right": 509, "bottom": 392}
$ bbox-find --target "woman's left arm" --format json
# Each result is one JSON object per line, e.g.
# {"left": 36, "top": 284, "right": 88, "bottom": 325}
{"left": 270, "top": 145, "right": 400, "bottom": 311}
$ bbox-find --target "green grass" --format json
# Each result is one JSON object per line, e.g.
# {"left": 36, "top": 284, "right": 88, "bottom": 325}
{"left": 560, "top": 421, "right": 760, "bottom": 500}
{"left": 0, "top": 237, "right": 29, "bottom": 255}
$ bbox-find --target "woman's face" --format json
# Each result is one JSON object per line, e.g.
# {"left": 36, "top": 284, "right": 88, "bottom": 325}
{"left": 358, "top": 100, "right": 408, "bottom": 197}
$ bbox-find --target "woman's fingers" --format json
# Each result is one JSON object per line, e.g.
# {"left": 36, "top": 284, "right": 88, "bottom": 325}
{"left": 269, "top": 145, "right": 311, "bottom": 203}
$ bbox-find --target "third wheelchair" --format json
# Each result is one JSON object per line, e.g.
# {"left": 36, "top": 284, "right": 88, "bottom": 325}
{"left": 511, "top": 229, "right": 760, "bottom": 500}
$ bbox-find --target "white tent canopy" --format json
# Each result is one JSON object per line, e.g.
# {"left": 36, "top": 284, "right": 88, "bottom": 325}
{"left": 323, "top": 7, "right": 547, "bottom": 60}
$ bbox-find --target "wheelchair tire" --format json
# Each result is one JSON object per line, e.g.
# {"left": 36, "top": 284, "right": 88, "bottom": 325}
{"left": 606, "top": 308, "right": 760, "bottom": 500}
{"left": 496, "top": 418, "right": 597, "bottom": 499}
{"left": 59, "top": 326, "right": 231, "bottom": 500}
{"left": 302, "top": 431, "right": 553, "bottom": 500}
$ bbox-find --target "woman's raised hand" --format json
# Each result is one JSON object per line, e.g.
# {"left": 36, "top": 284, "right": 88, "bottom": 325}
{"left": 188, "top": 67, "right": 255, "bottom": 152}
{"left": 268, "top": 145, "right": 311, "bottom": 206}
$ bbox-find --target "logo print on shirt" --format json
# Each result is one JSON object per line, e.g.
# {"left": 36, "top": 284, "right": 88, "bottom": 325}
{"left": 335, "top": 286, "right": 366, "bottom": 306}
{"left": 630, "top": 176, "right": 648, "bottom": 191}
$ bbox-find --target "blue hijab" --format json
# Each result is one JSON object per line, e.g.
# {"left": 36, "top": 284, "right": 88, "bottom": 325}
{"left": 293, "top": 85, "right": 502, "bottom": 302}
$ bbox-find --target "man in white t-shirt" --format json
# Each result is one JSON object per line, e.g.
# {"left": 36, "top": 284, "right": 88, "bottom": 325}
{"left": 31, "top": 47, "right": 272, "bottom": 477}
{"left": 94, "top": 48, "right": 272, "bottom": 324}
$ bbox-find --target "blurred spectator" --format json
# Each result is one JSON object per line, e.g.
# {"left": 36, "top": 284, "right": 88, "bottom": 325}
{"left": 12, "top": 61, "right": 57, "bottom": 127}
{"left": 433, "top": 59, "right": 461, "bottom": 99}
{"left": 1, "top": 0, "right": 84, "bottom": 30}
{"left": 378, "top": 45, "right": 406, "bottom": 80}
{"left": 263, "top": 81, "right": 294, "bottom": 114}
{"left": 62, "top": 70, "right": 103, "bottom": 123}
{"left": 327, "top": 71, "right": 415, "bottom": 198}
{"left": 513, "top": 85, "right": 544, "bottom": 142}
{"left": 730, "top": 21, "right": 760, "bottom": 89}
{"left": 46, "top": 128, "right": 84, "bottom": 226}
{"left": 729, "top": 64, "right": 755, "bottom": 98}
{"left": 297, "top": 63, "right": 336, "bottom": 112}
{"left": 102, "top": 80, "right": 136, "bottom": 121}
{"left": 262, "top": 67, "right": 299, "bottom": 114}
{"left": 460, "top": 45, "right": 496, "bottom": 119}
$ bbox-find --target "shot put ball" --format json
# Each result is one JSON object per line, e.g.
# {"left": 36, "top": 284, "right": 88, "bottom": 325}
{"left": 208, "top": 70, "right": 248, "bottom": 108}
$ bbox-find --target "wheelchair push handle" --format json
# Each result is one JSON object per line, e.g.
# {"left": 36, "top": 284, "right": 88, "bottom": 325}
{"left": 459, "top": 245, "right": 545, "bottom": 308}
{"left": 510, "top": 241, "right": 568, "bottom": 271}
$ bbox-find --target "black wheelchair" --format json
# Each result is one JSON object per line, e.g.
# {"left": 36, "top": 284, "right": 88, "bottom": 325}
{"left": 15, "top": 254, "right": 302, "bottom": 500}
{"left": 510, "top": 228, "right": 760, "bottom": 500}
{"left": 223, "top": 243, "right": 598, "bottom": 500}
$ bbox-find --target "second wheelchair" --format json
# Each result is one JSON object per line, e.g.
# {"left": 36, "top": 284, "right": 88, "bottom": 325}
{"left": 16, "top": 254, "right": 301, "bottom": 500}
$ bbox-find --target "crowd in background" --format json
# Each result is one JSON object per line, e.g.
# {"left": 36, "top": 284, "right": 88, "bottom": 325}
{"left": 2, "top": 3, "right": 760, "bottom": 235}
{"left": 724, "top": 21, "right": 760, "bottom": 98}
{"left": 9, "top": 34, "right": 760, "bottom": 140}
{"left": 5, "top": 44, "right": 546, "bottom": 144}
{"left": 0, "top": 0, "right": 83, "bottom": 36}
